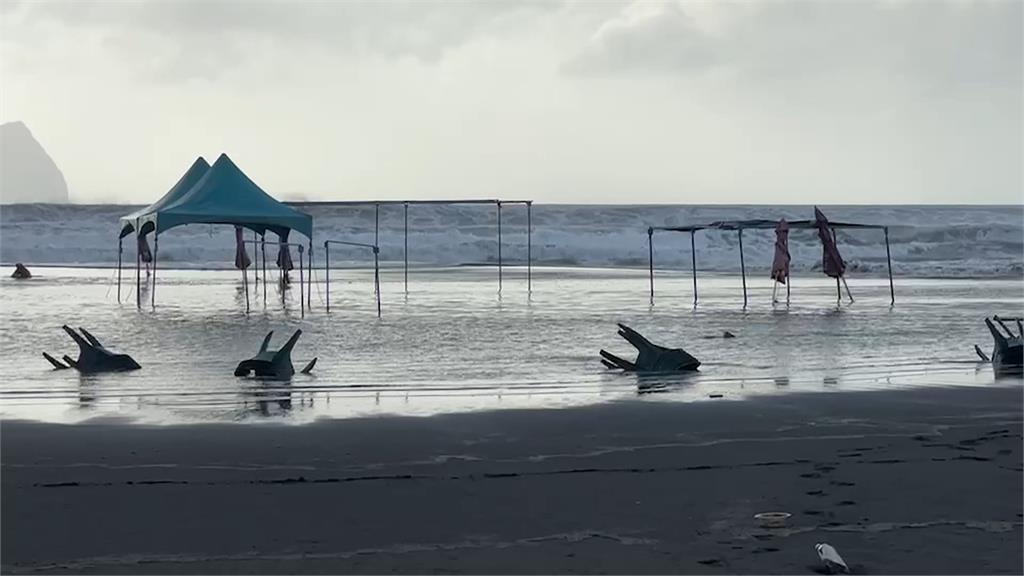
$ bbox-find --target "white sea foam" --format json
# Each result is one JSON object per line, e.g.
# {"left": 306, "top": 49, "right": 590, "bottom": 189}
{"left": 1, "top": 203, "right": 1021, "bottom": 277}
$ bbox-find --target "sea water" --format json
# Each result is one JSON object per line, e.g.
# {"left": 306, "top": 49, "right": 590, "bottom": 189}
{"left": 0, "top": 263, "right": 1020, "bottom": 424}
{"left": 2, "top": 203, "right": 1022, "bottom": 277}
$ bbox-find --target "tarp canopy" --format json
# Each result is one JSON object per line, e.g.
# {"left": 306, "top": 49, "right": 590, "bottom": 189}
{"left": 119, "top": 153, "right": 312, "bottom": 240}
{"left": 120, "top": 156, "right": 209, "bottom": 238}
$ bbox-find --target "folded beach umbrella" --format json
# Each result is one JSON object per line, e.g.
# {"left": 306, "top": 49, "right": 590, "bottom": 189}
{"left": 137, "top": 233, "right": 153, "bottom": 264}
{"left": 234, "top": 226, "right": 252, "bottom": 270}
{"left": 814, "top": 207, "right": 845, "bottom": 278}
{"left": 770, "top": 219, "right": 790, "bottom": 284}
{"left": 276, "top": 240, "right": 294, "bottom": 272}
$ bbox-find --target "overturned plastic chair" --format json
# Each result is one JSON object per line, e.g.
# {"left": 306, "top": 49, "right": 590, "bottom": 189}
{"left": 234, "top": 329, "right": 316, "bottom": 380}
{"left": 976, "top": 316, "right": 1023, "bottom": 377}
{"left": 43, "top": 325, "right": 141, "bottom": 374}
{"left": 600, "top": 323, "right": 701, "bottom": 373}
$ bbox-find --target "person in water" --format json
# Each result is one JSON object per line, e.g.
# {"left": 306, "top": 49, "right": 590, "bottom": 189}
{"left": 11, "top": 263, "right": 31, "bottom": 279}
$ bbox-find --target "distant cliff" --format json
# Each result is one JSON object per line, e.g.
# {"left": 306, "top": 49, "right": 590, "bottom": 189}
{"left": 0, "top": 121, "right": 69, "bottom": 204}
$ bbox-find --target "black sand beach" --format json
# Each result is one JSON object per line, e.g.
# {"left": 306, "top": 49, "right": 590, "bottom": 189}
{"left": 2, "top": 385, "right": 1022, "bottom": 574}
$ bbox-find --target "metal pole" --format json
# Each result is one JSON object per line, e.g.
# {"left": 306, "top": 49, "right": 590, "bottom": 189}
{"left": 786, "top": 272, "right": 791, "bottom": 304}
{"left": 841, "top": 276, "right": 855, "bottom": 303}
{"left": 690, "top": 230, "right": 697, "bottom": 306}
{"left": 738, "top": 229, "right": 747, "bottom": 308}
{"left": 374, "top": 247, "right": 382, "bottom": 318}
{"left": 493, "top": 201, "right": 497, "bottom": 291}
{"left": 242, "top": 242, "right": 249, "bottom": 314}
{"left": 648, "top": 228, "right": 654, "bottom": 302}
{"left": 832, "top": 228, "right": 841, "bottom": 303}
{"left": 374, "top": 203, "right": 379, "bottom": 247}
{"left": 403, "top": 202, "right": 409, "bottom": 294}
{"left": 261, "top": 234, "right": 267, "bottom": 308}
{"left": 279, "top": 239, "right": 286, "bottom": 305}
{"left": 299, "top": 245, "right": 305, "bottom": 318}
{"left": 527, "top": 201, "right": 532, "bottom": 294}
{"left": 884, "top": 226, "right": 894, "bottom": 305}
{"left": 135, "top": 231, "right": 141, "bottom": 310}
{"left": 325, "top": 241, "right": 331, "bottom": 313}
{"left": 308, "top": 239, "right": 313, "bottom": 313}
{"left": 253, "top": 230, "right": 258, "bottom": 294}
{"left": 152, "top": 234, "right": 158, "bottom": 309}
{"left": 117, "top": 237, "right": 123, "bottom": 303}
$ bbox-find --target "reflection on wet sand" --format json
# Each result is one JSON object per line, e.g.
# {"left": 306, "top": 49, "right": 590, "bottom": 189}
{"left": 243, "top": 384, "right": 293, "bottom": 417}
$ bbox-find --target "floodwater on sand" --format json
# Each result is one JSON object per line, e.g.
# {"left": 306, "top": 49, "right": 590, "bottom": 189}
{"left": 0, "top": 266, "right": 1020, "bottom": 424}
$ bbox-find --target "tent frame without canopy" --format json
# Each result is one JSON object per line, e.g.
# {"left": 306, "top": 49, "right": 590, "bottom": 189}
{"left": 117, "top": 154, "right": 314, "bottom": 315}
{"left": 291, "top": 199, "right": 534, "bottom": 313}
{"left": 646, "top": 217, "right": 895, "bottom": 307}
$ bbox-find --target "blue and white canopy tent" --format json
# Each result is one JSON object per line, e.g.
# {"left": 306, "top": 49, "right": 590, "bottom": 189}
{"left": 118, "top": 154, "right": 314, "bottom": 313}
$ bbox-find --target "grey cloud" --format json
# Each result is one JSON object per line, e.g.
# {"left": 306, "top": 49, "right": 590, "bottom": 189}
{"left": 6, "top": 1, "right": 557, "bottom": 80}
{"left": 564, "top": 1, "right": 1022, "bottom": 89}
{"left": 563, "top": 2, "right": 717, "bottom": 75}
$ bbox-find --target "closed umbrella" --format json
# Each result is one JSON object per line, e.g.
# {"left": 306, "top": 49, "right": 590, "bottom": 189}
{"left": 137, "top": 234, "right": 153, "bottom": 264}
{"left": 276, "top": 240, "right": 294, "bottom": 286}
{"left": 234, "top": 226, "right": 252, "bottom": 270}
{"left": 770, "top": 219, "right": 790, "bottom": 303}
{"left": 814, "top": 207, "right": 853, "bottom": 302}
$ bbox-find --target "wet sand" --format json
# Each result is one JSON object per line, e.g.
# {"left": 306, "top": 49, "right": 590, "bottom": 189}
{"left": 3, "top": 385, "right": 1022, "bottom": 574}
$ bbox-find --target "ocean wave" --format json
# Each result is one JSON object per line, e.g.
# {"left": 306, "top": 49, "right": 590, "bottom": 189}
{"left": 1, "top": 203, "right": 1021, "bottom": 277}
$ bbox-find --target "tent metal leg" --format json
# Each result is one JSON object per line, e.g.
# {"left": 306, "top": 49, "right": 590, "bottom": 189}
{"left": 261, "top": 235, "right": 267, "bottom": 308}
{"left": 786, "top": 273, "right": 791, "bottom": 305}
{"left": 243, "top": 250, "right": 249, "bottom": 314}
{"left": 493, "top": 200, "right": 497, "bottom": 291}
{"left": 299, "top": 247, "right": 305, "bottom": 318}
{"left": 738, "top": 229, "right": 747, "bottom": 308}
{"left": 252, "top": 230, "right": 258, "bottom": 293}
{"left": 527, "top": 201, "right": 532, "bottom": 294}
{"left": 647, "top": 228, "right": 654, "bottom": 302}
{"left": 325, "top": 242, "right": 331, "bottom": 313}
{"left": 374, "top": 247, "right": 382, "bottom": 318}
{"left": 884, "top": 227, "right": 894, "bottom": 305}
{"left": 117, "top": 237, "right": 123, "bottom": 304}
{"left": 152, "top": 235, "right": 158, "bottom": 309}
{"left": 690, "top": 230, "right": 697, "bottom": 307}
{"left": 136, "top": 233, "right": 141, "bottom": 310}
{"left": 308, "top": 239, "right": 313, "bottom": 313}
{"left": 831, "top": 228, "right": 841, "bottom": 304}
{"left": 404, "top": 202, "right": 409, "bottom": 294}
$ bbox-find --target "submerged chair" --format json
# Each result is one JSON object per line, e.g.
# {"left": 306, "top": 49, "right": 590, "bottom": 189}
{"left": 975, "top": 316, "right": 1023, "bottom": 377}
{"left": 234, "top": 329, "right": 316, "bottom": 380}
{"left": 600, "top": 323, "right": 701, "bottom": 373}
{"left": 43, "top": 326, "right": 141, "bottom": 373}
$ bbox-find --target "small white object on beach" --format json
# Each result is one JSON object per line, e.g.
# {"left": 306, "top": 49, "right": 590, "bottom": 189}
{"left": 815, "top": 542, "right": 850, "bottom": 574}
{"left": 753, "top": 511, "right": 791, "bottom": 528}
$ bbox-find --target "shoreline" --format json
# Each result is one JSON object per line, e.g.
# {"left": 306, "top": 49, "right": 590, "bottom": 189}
{"left": 3, "top": 262, "right": 1023, "bottom": 280}
{"left": 3, "top": 384, "right": 1021, "bottom": 574}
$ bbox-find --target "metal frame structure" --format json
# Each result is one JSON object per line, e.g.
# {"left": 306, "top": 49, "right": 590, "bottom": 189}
{"left": 647, "top": 219, "right": 895, "bottom": 307}
{"left": 237, "top": 239, "right": 310, "bottom": 317}
{"left": 288, "top": 199, "right": 534, "bottom": 298}
{"left": 116, "top": 231, "right": 313, "bottom": 317}
{"left": 323, "top": 240, "right": 382, "bottom": 318}
{"left": 116, "top": 199, "right": 534, "bottom": 316}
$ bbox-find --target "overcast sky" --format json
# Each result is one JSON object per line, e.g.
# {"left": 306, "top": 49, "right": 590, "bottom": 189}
{"left": 1, "top": 0, "right": 1020, "bottom": 204}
